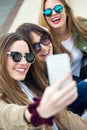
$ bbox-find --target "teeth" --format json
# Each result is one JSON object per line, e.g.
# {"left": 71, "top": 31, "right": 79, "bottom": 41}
{"left": 43, "top": 51, "right": 49, "bottom": 56}
{"left": 16, "top": 68, "right": 25, "bottom": 72}
{"left": 52, "top": 18, "right": 59, "bottom": 22}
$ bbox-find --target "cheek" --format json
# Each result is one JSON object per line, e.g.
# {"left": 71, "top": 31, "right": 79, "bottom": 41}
{"left": 45, "top": 17, "right": 50, "bottom": 23}
{"left": 62, "top": 10, "right": 67, "bottom": 20}
{"left": 49, "top": 43, "right": 53, "bottom": 53}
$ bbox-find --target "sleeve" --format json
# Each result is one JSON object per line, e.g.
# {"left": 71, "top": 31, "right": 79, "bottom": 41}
{"left": 0, "top": 100, "right": 29, "bottom": 129}
{"left": 56, "top": 109, "right": 87, "bottom": 130}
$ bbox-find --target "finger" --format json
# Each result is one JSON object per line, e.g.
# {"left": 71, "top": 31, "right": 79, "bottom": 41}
{"left": 56, "top": 87, "right": 78, "bottom": 107}
{"left": 51, "top": 72, "right": 72, "bottom": 90}
{"left": 63, "top": 92, "right": 78, "bottom": 107}
{"left": 57, "top": 81, "right": 77, "bottom": 97}
{"left": 54, "top": 92, "right": 78, "bottom": 114}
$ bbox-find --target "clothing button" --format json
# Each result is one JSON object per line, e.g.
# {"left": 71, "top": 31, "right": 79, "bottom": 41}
{"left": 83, "top": 46, "right": 86, "bottom": 50}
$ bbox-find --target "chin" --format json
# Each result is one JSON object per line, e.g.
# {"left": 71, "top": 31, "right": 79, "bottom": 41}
{"left": 15, "top": 76, "right": 25, "bottom": 81}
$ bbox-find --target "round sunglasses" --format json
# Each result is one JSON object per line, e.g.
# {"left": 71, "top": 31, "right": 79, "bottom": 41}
{"left": 7, "top": 51, "right": 35, "bottom": 63}
{"left": 43, "top": 5, "right": 63, "bottom": 17}
{"left": 32, "top": 34, "right": 51, "bottom": 54}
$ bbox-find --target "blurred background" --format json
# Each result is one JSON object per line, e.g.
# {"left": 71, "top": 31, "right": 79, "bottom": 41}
{"left": 0, "top": 0, "right": 87, "bottom": 35}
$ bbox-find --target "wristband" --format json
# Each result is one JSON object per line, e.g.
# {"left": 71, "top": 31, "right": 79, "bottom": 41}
{"left": 28, "top": 98, "right": 54, "bottom": 126}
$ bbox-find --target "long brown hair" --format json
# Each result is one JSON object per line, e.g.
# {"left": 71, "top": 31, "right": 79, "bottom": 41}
{"left": 38, "top": 0, "right": 87, "bottom": 54}
{"left": 0, "top": 33, "right": 35, "bottom": 105}
{"left": 16, "top": 23, "right": 52, "bottom": 95}
{"left": 0, "top": 33, "right": 55, "bottom": 130}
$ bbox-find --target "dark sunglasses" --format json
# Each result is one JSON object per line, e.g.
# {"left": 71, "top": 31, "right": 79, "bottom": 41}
{"left": 7, "top": 51, "right": 35, "bottom": 63}
{"left": 43, "top": 5, "right": 63, "bottom": 17}
{"left": 32, "top": 34, "right": 51, "bottom": 54}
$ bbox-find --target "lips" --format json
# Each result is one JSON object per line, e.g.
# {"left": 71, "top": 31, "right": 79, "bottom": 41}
{"left": 40, "top": 50, "right": 50, "bottom": 56}
{"left": 14, "top": 66, "right": 29, "bottom": 74}
{"left": 51, "top": 16, "right": 61, "bottom": 24}
{"left": 15, "top": 68, "right": 26, "bottom": 72}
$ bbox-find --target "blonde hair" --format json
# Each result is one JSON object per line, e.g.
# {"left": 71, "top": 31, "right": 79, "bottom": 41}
{"left": 38, "top": 0, "right": 87, "bottom": 55}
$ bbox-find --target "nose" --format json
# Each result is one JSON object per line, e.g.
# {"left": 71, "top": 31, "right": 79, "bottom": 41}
{"left": 19, "top": 56, "right": 28, "bottom": 64}
{"left": 52, "top": 9, "right": 57, "bottom": 15}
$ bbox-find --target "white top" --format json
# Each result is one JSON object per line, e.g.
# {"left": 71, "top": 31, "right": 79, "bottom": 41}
{"left": 19, "top": 82, "right": 59, "bottom": 130}
{"left": 62, "top": 36, "right": 83, "bottom": 77}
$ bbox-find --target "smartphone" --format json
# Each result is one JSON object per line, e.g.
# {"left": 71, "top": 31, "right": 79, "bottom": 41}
{"left": 46, "top": 53, "right": 72, "bottom": 88}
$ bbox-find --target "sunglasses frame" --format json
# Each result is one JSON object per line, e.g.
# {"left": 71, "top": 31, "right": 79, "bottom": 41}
{"left": 32, "top": 34, "right": 51, "bottom": 54}
{"left": 43, "top": 5, "right": 63, "bottom": 17}
{"left": 7, "top": 51, "right": 35, "bottom": 63}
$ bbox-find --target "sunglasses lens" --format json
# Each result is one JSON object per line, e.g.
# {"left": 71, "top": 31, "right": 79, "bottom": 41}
{"left": 43, "top": 9, "right": 52, "bottom": 16}
{"left": 32, "top": 43, "right": 41, "bottom": 54}
{"left": 41, "top": 34, "right": 50, "bottom": 45}
{"left": 11, "top": 52, "right": 21, "bottom": 62}
{"left": 54, "top": 5, "right": 63, "bottom": 13}
{"left": 26, "top": 53, "right": 35, "bottom": 63}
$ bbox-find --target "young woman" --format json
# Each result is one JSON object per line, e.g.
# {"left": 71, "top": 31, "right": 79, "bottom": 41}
{"left": 38, "top": 0, "right": 87, "bottom": 82}
{"left": 0, "top": 32, "right": 78, "bottom": 130}
{"left": 16, "top": 22, "right": 87, "bottom": 116}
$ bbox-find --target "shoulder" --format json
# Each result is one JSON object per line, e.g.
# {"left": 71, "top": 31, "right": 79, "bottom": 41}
{"left": 56, "top": 109, "right": 87, "bottom": 130}
{"left": 77, "top": 16, "right": 87, "bottom": 24}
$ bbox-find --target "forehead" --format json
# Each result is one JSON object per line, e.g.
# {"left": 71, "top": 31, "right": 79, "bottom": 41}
{"left": 45, "top": 0, "right": 63, "bottom": 8}
{"left": 9, "top": 40, "right": 29, "bottom": 51}
{"left": 31, "top": 32, "right": 41, "bottom": 43}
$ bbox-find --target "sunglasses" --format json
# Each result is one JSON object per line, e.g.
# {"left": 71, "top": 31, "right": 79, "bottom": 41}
{"left": 43, "top": 5, "right": 63, "bottom": 17}
{"left": 32, "top": 34, "right": 51, "bottom": 54}
{"left": 7, "top": 51, "right": 35, "bottom": 63}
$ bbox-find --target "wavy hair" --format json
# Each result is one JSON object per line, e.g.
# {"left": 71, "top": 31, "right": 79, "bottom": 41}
{"left": 0, "top": 33, "right": 34, "bottom": 105}
{"left": 38, "top": 0, "right": 87, "bottom": 55}
{"left": 16, "top": 23, "right": 52, "bottom": 95}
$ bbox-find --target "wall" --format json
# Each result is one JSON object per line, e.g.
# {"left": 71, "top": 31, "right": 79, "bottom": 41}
{"left": 68, "top": 0, "right": 87, "bottom": 18}
{"left": 8, "top": 0, "right": 42, "bottom": 32}
{"left": 8, "top": 0, "right": 87, "bottom": 32}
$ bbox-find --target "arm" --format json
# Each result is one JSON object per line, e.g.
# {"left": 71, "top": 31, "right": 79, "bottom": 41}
{"left": 56, "top": 109, "right": 87, "bottom": 130}
{"left": 24, "top": 73, "right": 78, "bottom": 127}
{"left": 36, "top": 73, "right": 77, "bottom": 118}
{"left": 0, "top": 73, "right": 77, "bottom": 129}
{"left": 0, "top": 100, "right": 28, "bottom": 129}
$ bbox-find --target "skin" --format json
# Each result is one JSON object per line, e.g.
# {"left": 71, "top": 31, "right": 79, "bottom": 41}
{"left": 7, "top": 40, "right": 31, "bottom": 81}
{"left": 31, "top": 0, "right": 68, "bottom": 62}
{"left": 5, "top": 34, "right": 77, "bottom": 123}
{"left": 31, "top": 32, "right": 53, "bottom": 62}
{"left": 25, "top": 33, "right": 78, "bottom": 120}
{"left": 25, "top": 73, "right": 78, "bottom": 120}
{"left": 30, "top": 31, "right": 54, "bottom": 62}
{"left": 44, "top": 0, "right": 69, "bottom": 41}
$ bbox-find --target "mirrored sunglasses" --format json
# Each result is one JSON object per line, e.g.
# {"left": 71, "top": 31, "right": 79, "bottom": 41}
{"left": 32, "top": 34, "right": 51, "bottom": 54}
{"left": 7, "top": 51, "right": 35, "bottom": 63}
{"left": 43, "top": 5, "right": 63, "bottom": 17}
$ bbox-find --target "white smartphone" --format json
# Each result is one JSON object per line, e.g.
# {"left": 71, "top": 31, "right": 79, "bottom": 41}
{"left": 46, "top": 53, "right": 72, "bottom": 89}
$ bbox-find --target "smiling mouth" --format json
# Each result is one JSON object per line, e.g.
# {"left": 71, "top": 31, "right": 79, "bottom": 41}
{"left": 15, "top": 68, "right": 27, "bottom": 73}
{"left": 41, "top": 50, "right": 50, "bottom": 56}
{"left": 51, "top": 16, "right": 61, "bottom": 24}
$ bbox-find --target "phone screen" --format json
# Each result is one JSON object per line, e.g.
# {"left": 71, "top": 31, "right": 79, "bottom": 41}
{"left": 46, "top": 53, "right": 72, "bottom": 88}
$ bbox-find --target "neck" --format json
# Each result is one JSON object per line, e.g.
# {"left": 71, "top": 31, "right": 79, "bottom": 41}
{"left": 55, "top": 26, "right": 70, "bottom": 41}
